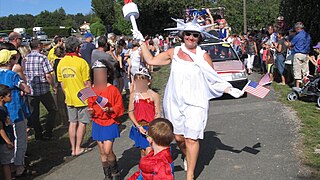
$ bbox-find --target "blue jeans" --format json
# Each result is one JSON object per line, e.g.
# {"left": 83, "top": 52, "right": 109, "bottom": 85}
{"left": 276, "top": 54, "right": 285, "bottom": 75}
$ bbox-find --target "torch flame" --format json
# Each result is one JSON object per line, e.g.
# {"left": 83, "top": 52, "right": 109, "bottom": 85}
{"left": 124, "top": 0, "right": 132, "bottom": 4}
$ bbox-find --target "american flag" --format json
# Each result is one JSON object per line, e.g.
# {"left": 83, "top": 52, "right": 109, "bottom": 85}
{"left": 96, "top": 96, "right": 108, "bottom": 108}
{"left": 243, "top": 81, "right": 270, "bottom": 98}
{"left": 77, "top": 87, "right": 96, "bottom": 103}
{"left": 259, "top": 73, "right": 272, "bottom": 86}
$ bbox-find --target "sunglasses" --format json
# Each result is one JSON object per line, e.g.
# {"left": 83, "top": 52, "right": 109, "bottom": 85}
{"left": 184, "top": 32, "right": 200, "bottom": 38}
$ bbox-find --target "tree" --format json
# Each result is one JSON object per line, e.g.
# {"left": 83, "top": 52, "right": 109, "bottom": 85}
{"left": 280, "top": 0, "right": 320, "bottom": 45}
{"left": 112, "top": 2, "right": 132, "bottom": 35}
{"left": 91, "top": 0, "right": 115, "bottom": 33}
{"left": 90, "top": 21, "right": 106, "bottom": 36}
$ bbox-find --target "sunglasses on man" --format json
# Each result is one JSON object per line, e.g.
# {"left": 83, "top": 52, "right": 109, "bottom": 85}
{"left": 184, "top": 32, "right": 200, "bottom": 38}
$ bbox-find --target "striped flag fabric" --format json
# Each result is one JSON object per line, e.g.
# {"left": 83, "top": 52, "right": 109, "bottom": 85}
{"left": 243, "top": 81, "right": 270, "bottom": 98}
{"left": 77, "top": 87, "right": 96, "bottom": 103}
{"left": 259, "top": 73, "right": 272, "bottom": 86}
{"left": 96, "top": 96, "right": 108, "bottom": 108}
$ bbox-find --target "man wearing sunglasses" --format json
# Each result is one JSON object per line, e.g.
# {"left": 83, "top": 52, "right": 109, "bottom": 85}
{"left": 132, "top": 17, "right": 243, "bottom": 180}
{"left": 8, "top": 32, "right": 23, "bottom": 49}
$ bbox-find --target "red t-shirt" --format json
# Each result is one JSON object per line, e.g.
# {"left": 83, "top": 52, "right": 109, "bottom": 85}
{"left": 88, "top": 85, "right": 124, "bottom": 126}
{"left": 128, "top": 148, "right": 174, "bottom": 180}
{"left": 317, "top": 59, "right": 320, "bottom": 73}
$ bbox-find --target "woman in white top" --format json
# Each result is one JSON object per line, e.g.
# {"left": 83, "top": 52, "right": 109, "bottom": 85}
{"left": 127, "top": 40, "right": 143, "bottom": 92}
{"left": 133, "top": 18, "right": 243, "bottom": 180}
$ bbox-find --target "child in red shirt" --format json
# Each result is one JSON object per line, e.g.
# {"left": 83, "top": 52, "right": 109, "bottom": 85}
{"left": 128, "top": 68, "right": 161, "bottom": 158}
{"left": 128, "top": 118, "right": 174, "bottom": 180}
{"left": 88, "top": 60, "right": 124, "bottom": 180}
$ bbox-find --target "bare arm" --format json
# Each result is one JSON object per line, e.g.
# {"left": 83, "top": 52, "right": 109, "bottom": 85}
{"left": 153, "top": 92, "right": 161, "bottom": 118}
{"left": 203, "top": 53, "right": 213, "bottom": 68}
{"left": 12, "top": 64, "right": 27, "bottom": 82}
{"left": 140, "top": 42, "right": 173, "bottom": 66}
{"left": 254, "top": 42, "right": 258, "bottom": 55}
{"left": 19, "top": 82, "right": 31, "bottom": 94}
{"left": 45, "top": 73, "right": 57, "bottom": 94}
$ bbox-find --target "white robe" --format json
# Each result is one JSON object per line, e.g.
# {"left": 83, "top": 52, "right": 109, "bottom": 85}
{"left": 163, "top": 44, "right": 232, "bottom": 139}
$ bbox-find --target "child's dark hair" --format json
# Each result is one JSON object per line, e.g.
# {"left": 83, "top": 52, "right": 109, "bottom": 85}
{"left": 0, "top": 84, "right": 11, "bottom": 97}
{"left": 148, "top": 118, "right": 174, "bottom": 147}
{"left": 90, "top": 59, "right": 115, "bottom": 84}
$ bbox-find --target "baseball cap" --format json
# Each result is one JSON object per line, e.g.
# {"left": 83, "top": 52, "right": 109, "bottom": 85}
{"left": 0, "top": 49, "right": 18, "bottom": 64}
{"left": 313, "top": 42, "right": 320, "bottom": 49}
{"left": 84, "top": 32, "right": 94, "bottom": 39}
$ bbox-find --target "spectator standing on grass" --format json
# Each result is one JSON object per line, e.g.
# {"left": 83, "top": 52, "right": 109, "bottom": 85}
{"left": 53, "top": 46, "right": 68, "bottom": 125}
{"left": 57, "top": 36, "right": 92, "bottom": 157}
{"left": 0, "top": 85, "right": 14, "bottom": 180}
{"left": 285, "top": 22, "right": 311, "bottom": 88}
{"left": 274, "top": 30, "right": 287, "bottom": 85}
{"left": 0, "top": 49, "right": 31, "bottom": 177}
{"left": 91, "top": 36, "right": 116, "bottom": 68}
{"left": 25, "top": 39, "right": 57, "bottom": 141}
{"left": 8, "top": 32, "right": 22, "bottom": 49}
{"left": 47, "top": 36, "right": 64, "bottom": 64}
{"left": 80, "top": 32, "right": 96, "bottom": 65}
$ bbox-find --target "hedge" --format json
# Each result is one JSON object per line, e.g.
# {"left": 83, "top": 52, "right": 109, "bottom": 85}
{"left": 0, "top": 27, "right": 72, "bottom": 38}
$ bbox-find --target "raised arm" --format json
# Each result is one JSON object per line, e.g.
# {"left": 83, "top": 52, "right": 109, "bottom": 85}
{"left": 140, "top": 42, "right": 173, "bottom": 66}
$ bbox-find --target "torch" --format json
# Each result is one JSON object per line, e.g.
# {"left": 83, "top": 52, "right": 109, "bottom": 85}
{"left": 122, "top": 0, "right": 140, "bottom": 32}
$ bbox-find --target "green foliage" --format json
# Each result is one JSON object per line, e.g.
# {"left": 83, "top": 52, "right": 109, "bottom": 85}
{"left": 218, "top": 0, "right": 280, "bottom": 33}
{"left": 112, "top": 3, "right": 132, "bottom": 35}
{"left": 91, "top": 0, "right": 115, "bottom": 32}
{"left": 280, "top": 0, "right": 320, "bottom": 45}
{"left": 90, "top": 21, "right": 106, "bottom": 36}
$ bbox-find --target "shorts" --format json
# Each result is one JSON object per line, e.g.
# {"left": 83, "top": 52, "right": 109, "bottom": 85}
{"left": 267, "top": 64, "right": 274, "bottom": 74}
{"left": 293, "top": 53, "right": 309, "bottom": 80}
{"left": 67, "top": 106, "right": 90, "bottom": 124}
{"left": 0, "top": 144, "right": 14, "bottom": 165}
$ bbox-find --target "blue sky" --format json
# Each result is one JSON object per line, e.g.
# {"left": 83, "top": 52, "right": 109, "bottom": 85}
{"left": 0, "top": 0, "right": 92, "bottom": 17}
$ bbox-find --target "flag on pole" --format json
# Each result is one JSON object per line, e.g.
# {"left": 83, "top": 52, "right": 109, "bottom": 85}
{"left": 77, "top": 87, "right": 96, "bottom": 103}
{"left": 96, "top": 96, "right": 108, "bottom": 108}
{"left": 259, "top": 73, "right": 272, "bottom": 86}
{"left": 243, "top": 81, "right": 270, "bottom": 98}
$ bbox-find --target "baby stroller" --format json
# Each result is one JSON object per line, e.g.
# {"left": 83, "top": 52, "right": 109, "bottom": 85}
{"left": 287, "top": 76, "right": 320, "bottom": 107}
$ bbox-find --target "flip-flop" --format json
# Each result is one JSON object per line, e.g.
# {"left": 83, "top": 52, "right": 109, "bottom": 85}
{"left": 75, "top": 148, "right": 92, "bottom": 157}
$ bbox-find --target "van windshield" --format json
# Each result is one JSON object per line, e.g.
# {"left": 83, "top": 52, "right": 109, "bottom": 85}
{"left": 200, "top": 43, "right": 238, "bottom": 61}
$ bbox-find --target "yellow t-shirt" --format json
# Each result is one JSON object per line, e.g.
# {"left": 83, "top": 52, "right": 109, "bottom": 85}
{"left": 57, "top": 55, "right": 90, "bottom": 107}
{"left": 48, "top": 46, "right": 58, "bottom": 63}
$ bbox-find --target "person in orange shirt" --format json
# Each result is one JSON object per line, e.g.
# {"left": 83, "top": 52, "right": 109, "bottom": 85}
{"left": 87, "top": 59, "right": 124, "bottom": 180}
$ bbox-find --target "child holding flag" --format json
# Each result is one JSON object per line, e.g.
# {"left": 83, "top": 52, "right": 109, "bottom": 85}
{"left": 87, "top": 60, "right": 124, "bottom": 180}
{"left": 128, "top": 67, "right": 161, "bottom": 158}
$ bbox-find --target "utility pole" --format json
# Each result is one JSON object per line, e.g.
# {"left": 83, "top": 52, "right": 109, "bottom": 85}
{"left": 243, "top": 0, "right": 247, "bottom": 34}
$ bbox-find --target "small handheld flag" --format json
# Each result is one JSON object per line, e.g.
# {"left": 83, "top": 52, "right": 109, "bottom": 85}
{"left": 77, "top": 87, "right": 96, "bottom": 103}
{"left": 243, "top": 81, "right": 270, "bottom": 98}
{"left": 259, "top": 73, "right": 272, "bottom": 86}
{"left": 96, "top": 96, "right": 108, "bottom": 108}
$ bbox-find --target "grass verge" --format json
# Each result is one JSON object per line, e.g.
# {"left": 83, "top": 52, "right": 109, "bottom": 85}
{"left": 273, "top": 83, "right": 320, "bottom": 177}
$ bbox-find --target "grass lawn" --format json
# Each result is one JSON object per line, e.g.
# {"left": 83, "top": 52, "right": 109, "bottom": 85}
{"left": 27, "top": 65, "right": 171, "bottom": 178}
{"left": 273, "top": 83, "right": 320, "bottom": 176}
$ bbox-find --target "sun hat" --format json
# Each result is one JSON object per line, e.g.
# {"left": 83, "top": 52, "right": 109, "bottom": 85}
{"left": 0, "top": 49, "right": 17, "bottom": 64}
{"left": 164, "top": 16, "right": 219, "bottom": 41}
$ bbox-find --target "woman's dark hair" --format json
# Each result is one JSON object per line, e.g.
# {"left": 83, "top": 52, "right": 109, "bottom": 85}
{"left": 148, "top": 40, "right": 154, "bottom": 46}
{"left": 90, "top": 59, "right": 115, "bottom": 84}
{"left": 54, "top": 46, "right": 66, "bottom": 57}
{"left": 0, "top": 84, "right": 11, "bottom": 97}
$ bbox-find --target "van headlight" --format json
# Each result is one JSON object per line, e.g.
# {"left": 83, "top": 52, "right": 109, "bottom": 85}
{"left": 231, "top": 72, "right": 246, "bottom": 80}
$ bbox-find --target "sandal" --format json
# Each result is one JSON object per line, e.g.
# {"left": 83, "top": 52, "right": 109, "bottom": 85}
{"left": 74, "top": 147, "right": 93, "bottom": 157}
